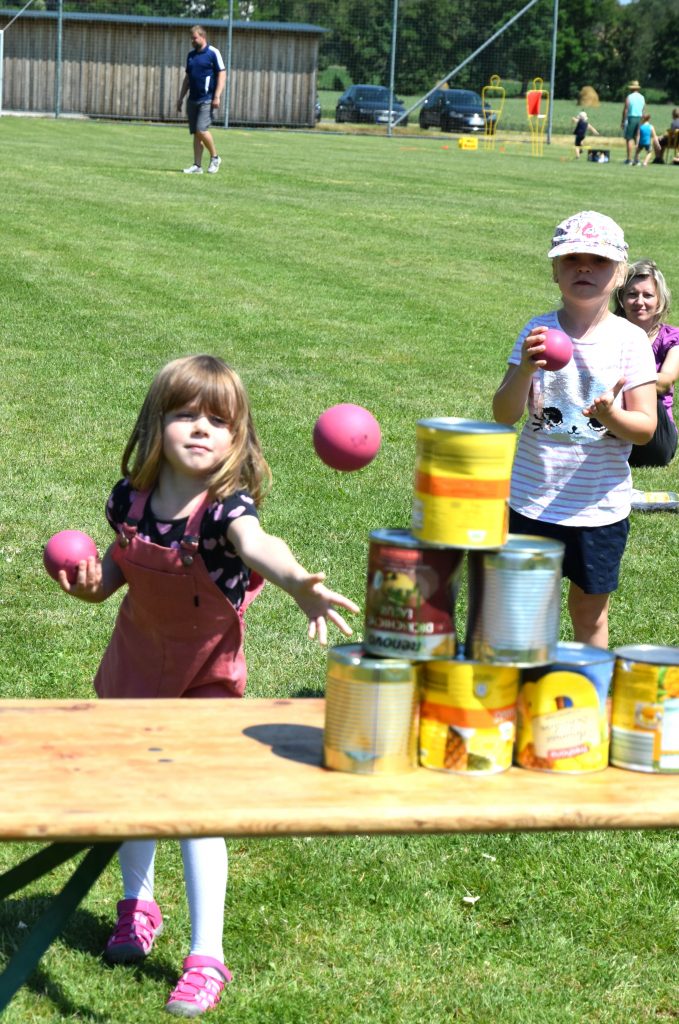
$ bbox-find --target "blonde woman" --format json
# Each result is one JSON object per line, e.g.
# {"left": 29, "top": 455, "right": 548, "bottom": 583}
{"left": 615, "top": 259, "right": 679, "bottom": 465}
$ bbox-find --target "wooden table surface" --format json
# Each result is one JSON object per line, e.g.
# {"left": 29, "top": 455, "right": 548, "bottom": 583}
{"left": 0, "top": 698, "right": 676, "bottom": 841}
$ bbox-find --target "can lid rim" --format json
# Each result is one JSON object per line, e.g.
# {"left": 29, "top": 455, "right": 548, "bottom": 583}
{"left": 327, "top": 643, "right": 419, "bottom": 671}
{"left": 416, "top": 417, "right": 515, "bottom": 434}
{"left": 614, "top": 645, "right": 679, "bottom": 665}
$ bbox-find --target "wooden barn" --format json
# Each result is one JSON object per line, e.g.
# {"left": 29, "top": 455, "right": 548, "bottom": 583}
{"left": 0, "top": 9, "right": 325, "bottom": 127}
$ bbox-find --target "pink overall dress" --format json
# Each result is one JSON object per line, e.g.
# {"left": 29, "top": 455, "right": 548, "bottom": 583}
{"left": 94, "top": 489, "right": 263, "bottom": 700}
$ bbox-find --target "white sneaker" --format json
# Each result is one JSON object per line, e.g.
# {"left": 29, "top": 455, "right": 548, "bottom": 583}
{"left": 183, "top": 163, "right": 203, "bottom": 174}
{"left": 207, "top": 156, "right": 222, "bottom": 174}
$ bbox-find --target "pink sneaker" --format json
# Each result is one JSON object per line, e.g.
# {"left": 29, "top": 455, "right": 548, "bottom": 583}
{"left": 105, "top": 898, "right": 163, "bottom": 963}
{"left": 165, "top": 955, "right": 232, "bottom": 1017}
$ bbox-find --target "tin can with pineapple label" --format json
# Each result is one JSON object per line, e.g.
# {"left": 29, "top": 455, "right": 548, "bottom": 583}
{"left": 364, "top": 529, "right": 463, "bottom": 660}
{"left": 419, "top": 659, "right": 520, "bottom": 774}
{"left": 611, "top": 645, "right": 679, "bottom": 773}
{"left": 516, "top": 643, "right": 615, "bottom": 774}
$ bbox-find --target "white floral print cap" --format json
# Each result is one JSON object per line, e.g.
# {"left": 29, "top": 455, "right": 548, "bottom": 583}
{"left": 548, "top": 210, "right": 628, "bottom": 262}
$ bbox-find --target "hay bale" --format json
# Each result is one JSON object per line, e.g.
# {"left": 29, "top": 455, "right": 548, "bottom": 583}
{"left": 578, "top": 86, "right": 600, "bottom": 108}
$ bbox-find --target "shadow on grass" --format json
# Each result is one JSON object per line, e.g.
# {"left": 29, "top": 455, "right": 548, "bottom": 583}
{"left": 0, "top": 897, "right": 177, "bottom": 1019}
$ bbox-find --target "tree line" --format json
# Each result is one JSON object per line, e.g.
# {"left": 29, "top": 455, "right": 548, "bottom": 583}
{"left": 35, "top": 0, "right": 679, "bottom": 100}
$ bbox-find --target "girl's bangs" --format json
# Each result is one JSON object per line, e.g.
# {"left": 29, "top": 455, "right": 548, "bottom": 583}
{"left": 163, "top": 363, "right": 241, "bottom": 424}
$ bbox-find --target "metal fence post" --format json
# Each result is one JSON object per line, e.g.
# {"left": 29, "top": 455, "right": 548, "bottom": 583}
{"left": 547, "top": 0, "right": 558, "bottom": 143}
{"left": 55, "top": 0, "right": 63, "bottom": 118}
{"left": 387, "top": 0, "right": 398, "bottom": 137}
{"left": 223, "top": 0, "right": 234, "bottom": 129}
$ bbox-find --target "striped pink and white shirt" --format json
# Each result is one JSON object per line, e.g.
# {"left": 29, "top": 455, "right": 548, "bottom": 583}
{"left": 508, "top": 311, "right": 656, "bottom": 526}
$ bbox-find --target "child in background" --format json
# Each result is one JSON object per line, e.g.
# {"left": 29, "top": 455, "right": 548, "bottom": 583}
{"left": 634, "top": 114, "right": 659, "bottom": 165}
{"left": 493, "top": 211, "right": 656, "bottom": 649}
{"left": 57, "top": 354, "right": 359, "bottom": 1017}
{"left": 572, "top": 111, "right": 599, "bottom": 158}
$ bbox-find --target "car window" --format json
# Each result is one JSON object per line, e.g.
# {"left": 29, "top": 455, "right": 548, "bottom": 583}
{"left": 355, "top": 87, "right": 390, "bottom": 102}
{"left": 454, "top": 91, "right": 482, "bottom": 107}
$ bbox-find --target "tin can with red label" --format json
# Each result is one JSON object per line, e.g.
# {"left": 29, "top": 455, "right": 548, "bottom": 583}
{"left": 364, "top": 529, "right": 463, "bottom": 660}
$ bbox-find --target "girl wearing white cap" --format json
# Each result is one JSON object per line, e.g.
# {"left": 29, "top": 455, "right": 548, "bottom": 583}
{"left": 493, "top": 211, "right": 657, "bottom": 648}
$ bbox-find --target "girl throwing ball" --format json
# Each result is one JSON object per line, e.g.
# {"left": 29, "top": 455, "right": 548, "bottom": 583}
{"left": 58, "top": 354, "right": 359, "bottom": 1017}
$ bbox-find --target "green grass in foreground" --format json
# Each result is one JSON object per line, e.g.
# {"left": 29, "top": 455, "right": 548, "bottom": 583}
{"left": 0, "top": 118, "right": 678, "bottom": 1023}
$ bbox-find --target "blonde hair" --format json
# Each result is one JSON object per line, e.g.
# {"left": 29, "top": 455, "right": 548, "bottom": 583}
{"left": 122, "top": 355, "right": 271, "bottom": 506}
{"left": 614, "top": 258, "right": 672, "bottom": 328}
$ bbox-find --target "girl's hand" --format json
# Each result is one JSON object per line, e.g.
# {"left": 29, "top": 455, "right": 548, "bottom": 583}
{"left": 289, "top": 572, "right": 360, "bottom": 646}
{"left": 582, "top": 377, "right": 625, "bottom": 420}
{"left": 519, "top": 326, "right": 549, "bottom": 374}
{"left": 57, "top": 555, "right": 105, "bottom": 601}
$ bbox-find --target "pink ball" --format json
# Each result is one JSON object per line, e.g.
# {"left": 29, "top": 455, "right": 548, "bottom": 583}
{"left": 540, "top": 328, "right": 573, "bottom": 371}
{"left": 313, "top": 403, "right": 381, "bottom": 472}
{"left": 43, "top": 530, "right": 98, "bottom": 584}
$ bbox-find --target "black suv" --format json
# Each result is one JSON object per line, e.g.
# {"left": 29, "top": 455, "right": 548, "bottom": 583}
{"left": 419, "top": 89, "right": 494, "bottom": 133}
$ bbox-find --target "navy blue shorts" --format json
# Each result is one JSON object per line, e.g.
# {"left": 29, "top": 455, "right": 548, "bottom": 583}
{"left": 508, "top": 509, "right": 630, "bottom": 595}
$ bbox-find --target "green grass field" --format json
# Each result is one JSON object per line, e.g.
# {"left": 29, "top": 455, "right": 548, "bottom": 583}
{"left": 1, "top": 116, "right": 678, "bottom": 1023}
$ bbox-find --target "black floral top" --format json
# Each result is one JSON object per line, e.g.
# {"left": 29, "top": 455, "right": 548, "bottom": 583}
{"left": 106, "top": 478, "right": 259, "bottom": 609}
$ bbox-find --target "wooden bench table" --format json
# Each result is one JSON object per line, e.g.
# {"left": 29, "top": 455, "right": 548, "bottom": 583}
{"left": 0, "top": 697, "right": 677, "bottom": 1009}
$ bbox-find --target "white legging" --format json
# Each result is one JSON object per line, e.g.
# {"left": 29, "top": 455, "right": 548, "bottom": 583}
{"left": 117, "top": 838, "right": 228, "bottom": 961}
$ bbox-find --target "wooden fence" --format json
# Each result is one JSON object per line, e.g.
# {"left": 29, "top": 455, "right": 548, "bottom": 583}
{"left": 0, "top": 10, "right": 323, "bottom": 126}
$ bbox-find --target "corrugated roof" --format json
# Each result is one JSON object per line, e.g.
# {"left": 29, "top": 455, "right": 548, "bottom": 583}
{"left": 0, "top": 8, "right": 326, "bottom": 34}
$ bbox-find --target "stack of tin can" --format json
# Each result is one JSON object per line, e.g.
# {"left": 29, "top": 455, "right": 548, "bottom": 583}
{"left": 324, "top": 418, "right": 678, "bottom": 778}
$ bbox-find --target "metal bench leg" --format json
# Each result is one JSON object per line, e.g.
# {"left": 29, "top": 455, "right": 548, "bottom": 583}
{"left": 0, "top": 842, "right": 93, "bottom": 900}
{"left": 0, "top": 841, "right": 120, "bottom": 1011}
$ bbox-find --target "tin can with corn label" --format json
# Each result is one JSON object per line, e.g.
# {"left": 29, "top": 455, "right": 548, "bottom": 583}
{"left": 324, "top": 644, "right": 419, "bottom": 774}
{"left": 364, "top": 529, "right": 463, "bottom": 660}
{"left": 516, "top": 643, "right": 615, "bottom": 773}
{"left": 466, "top": 535, "right": 564, "bottom": 666}
{"left": 611, "top": 645, "right": 679, "bottom": 773}
{"left": 419, "top": 659, "right": 520, "bottom": 775}
{"left": 411, "top": 418, "right": 516, "bottom": 549}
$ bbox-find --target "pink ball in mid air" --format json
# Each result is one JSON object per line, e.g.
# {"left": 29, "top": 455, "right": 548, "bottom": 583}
{"left": 43, "top": 530, "right": 98, "bottom": 584}
{"left": 313, "top": 403, "right": 381, "bottom": 472}
{"left": 539, "top": 328, "right": 573, "bottom": 371}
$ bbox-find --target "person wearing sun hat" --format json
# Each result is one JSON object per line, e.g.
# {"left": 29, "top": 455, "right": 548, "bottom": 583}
{"left": 621, "top": 80, "right": 646, "bottom": 163}
{"left": 493, "top": 211, "right": 657, "bottom": 648}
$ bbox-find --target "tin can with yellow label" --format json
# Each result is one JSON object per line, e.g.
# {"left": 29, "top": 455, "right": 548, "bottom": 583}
{"left": 411, "top": 418, "right": 516, "bottom": 549}
{"left": 419, "top": 659, "right": 519, "bottom": 774}
{"left": 516, "top": 643, "right": 615, "bottom": 773}
{"left": 324, "top": 644, "right": 419, "bottom": 774}
{"left": 364, "top": 529, "right": 463, "bottom": 660}
{"left": 611, "top": 645, "right": 679, "bottom": 773}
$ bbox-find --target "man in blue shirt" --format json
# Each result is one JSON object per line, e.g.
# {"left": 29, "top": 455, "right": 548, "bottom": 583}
{"left": 176, "top": 25, "right": 226, "bottom": 174}
{"left": 621, "top": 80, "right": 646, "bottom": 164}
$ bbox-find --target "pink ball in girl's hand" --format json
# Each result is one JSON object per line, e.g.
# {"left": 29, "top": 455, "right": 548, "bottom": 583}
{"left": 539, "top": 328, "right": 573, "bottom": 371}
{"left": 313, "top": 403, "right": 381, "bottom": 472}
{"left": 43, "top": 530, "right": 98, "bottom": 583}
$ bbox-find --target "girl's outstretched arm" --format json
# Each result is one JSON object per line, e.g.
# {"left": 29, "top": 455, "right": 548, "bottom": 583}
{"left": 58, "top": 542, "right": 125, "bottom": 603}
{"left": 228, "top": 516, "right": 359, "bottom": 645}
